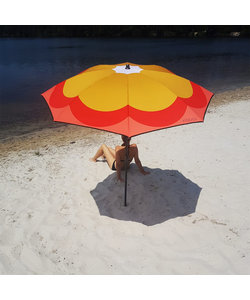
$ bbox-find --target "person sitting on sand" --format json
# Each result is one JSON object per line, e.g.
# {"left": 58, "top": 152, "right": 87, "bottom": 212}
{"left": 90, "top": 135, "right": 150, "bottom": 182}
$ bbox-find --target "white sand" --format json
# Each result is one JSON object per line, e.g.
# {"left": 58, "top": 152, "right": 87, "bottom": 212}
{"left": 0, "top": 99, "right": 250, "bottom": 274}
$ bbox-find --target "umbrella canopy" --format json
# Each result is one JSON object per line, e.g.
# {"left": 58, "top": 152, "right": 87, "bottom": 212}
{"left": 42, "top": 62, "right": 213, "bottom": 206}
{"left": 42, "top": 62, "right": 213, "bottom": 137}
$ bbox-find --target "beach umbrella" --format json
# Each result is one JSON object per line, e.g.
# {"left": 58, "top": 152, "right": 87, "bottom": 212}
{"left": 42, "top": 62, "right": 213, "bottom": 206}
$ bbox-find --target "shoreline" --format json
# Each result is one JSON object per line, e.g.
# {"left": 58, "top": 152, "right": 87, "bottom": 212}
{"left": 1, "top": 84, "right": 250, "bottom": 158}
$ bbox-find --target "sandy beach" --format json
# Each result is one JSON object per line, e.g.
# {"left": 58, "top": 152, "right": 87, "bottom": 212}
{"left": 0, "top": 86, "right": 250, "bottom": 274}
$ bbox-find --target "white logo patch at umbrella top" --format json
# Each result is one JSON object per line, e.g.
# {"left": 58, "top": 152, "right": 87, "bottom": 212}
{"left": 113, "top": 64, "right": 143, "bottom": 74}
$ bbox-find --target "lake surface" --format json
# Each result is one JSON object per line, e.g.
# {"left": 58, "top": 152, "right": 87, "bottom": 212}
{"left": 1, "top": 37, "right": 250, "bottom": 139}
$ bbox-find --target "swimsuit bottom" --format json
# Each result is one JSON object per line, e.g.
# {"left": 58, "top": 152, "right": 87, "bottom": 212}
{"left": 112, "top": 159, "right": 132, "bottom": 171}
{"left": 112, "top": 160, "right": 116, "bottom": 171}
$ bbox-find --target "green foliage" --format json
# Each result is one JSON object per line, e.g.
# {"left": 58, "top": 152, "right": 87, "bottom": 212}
{"left": 0, "top": 25, "right": 249, "bottom": 38}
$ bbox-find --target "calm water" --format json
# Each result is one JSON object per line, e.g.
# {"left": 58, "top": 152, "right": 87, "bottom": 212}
{"left": 1, "top": 37, "right": 250, "bottom": 139}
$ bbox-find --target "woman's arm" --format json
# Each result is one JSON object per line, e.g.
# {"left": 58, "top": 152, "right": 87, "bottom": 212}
{"left": 134, "top": 147, "right": 150, "bottom": 175}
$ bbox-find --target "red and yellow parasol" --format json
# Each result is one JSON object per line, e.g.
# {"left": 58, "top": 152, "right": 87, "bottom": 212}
{"left": 42, "top": 62, "right": 213, "bottom": 137}
{"left": 42, "top": 62, "right": 213, "bottom": 206}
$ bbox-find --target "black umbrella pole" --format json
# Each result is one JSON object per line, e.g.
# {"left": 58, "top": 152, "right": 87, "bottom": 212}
{"left": 124, "top": 165, "right": 128, "bottom": 206}
{"left": 124, "top": 143, "right": 129, "bottom": 206}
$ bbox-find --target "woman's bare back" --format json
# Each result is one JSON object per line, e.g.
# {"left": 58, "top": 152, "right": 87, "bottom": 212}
{"left": 115, "top": 144, "right": 137, "bottom": 169}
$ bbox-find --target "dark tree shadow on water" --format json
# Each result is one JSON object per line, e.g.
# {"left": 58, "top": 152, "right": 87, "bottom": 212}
{"left": 90, "top": 165, "right": 202, "bottom": 226}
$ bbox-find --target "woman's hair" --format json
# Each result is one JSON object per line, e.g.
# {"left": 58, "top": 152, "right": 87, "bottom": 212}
{"left": 121, "top": 135, "right": 131, "bottom": 146}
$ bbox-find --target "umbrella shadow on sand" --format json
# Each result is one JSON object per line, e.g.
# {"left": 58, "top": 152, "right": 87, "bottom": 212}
{"left": 90, "top": 164, "right": 202, "bottom": 226}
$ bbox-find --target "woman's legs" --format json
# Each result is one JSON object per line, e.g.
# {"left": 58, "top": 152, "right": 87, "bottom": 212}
{"left": 102, "top": 147, "right": 115, "bottom": 160}
{"left": 108, "top": 147, "right": 115, "bottom": 157}
{"left": 90, "top": 144, "right": 115, "bottom": 169}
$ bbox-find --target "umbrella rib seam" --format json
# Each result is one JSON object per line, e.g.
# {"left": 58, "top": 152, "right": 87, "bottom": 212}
{"left": 140, "top": 73, "right": 191, "bottom": 98}
{"left": 68, "top": 73, "right": 115, "bottom": 96}
{"left": 178, "top": 97, "right": 205, "bottom": 121}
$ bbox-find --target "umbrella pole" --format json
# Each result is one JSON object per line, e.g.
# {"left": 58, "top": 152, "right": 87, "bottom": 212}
{"left": 124, "top": 142, "right": 129, "bottom": 206}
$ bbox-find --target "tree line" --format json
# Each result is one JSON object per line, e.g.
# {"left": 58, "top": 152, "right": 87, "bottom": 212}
{"left": 0, "top": 25, "right": 249, "bottom": 38}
